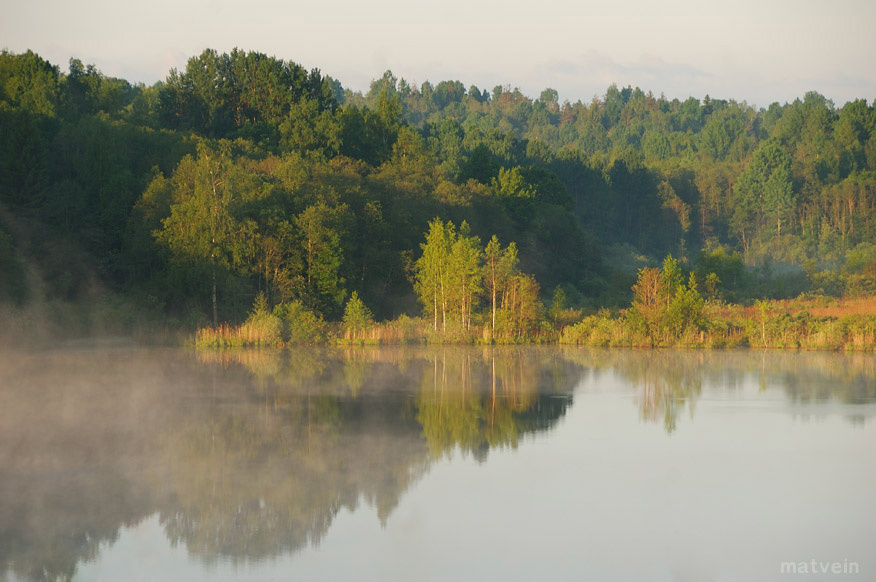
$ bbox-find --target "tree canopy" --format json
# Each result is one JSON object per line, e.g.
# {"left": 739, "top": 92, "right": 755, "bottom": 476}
{"left": 2, "top": 48, "right": 876, "bottom": 336}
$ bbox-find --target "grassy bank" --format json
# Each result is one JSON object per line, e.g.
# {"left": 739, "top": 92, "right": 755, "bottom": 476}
{"left": 559, "top": 298, "right": 876, "bottom": 351}
{"left": 191, "top": 293, "right": 876, "bottom": 352}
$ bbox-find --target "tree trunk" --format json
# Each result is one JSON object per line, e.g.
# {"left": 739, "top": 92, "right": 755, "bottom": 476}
{"left": 461, "top": 280, "right": 466, "bottom": 330}
{"left": 433, "top": 288, "right": 438, "bottom": 331}
{"left": 211, "top": 261, "right": 218, "bottom": 328}
{"left": 491, "top": 280, "right": 496, "bottom": 332}
{"left": 440, "top": 273, "right": 446, "bottom": 332}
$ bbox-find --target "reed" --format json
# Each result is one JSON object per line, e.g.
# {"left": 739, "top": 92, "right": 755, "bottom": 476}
{"left": 193, "top": 294, "right": 282, "bottom": 347}
{"left": 336, "top": 315, "right": 429, "bottom": 345}
{"left": 191, "top": 294, "right": 876, "bottom": 351}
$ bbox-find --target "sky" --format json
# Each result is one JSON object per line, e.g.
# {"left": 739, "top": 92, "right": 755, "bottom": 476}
{"left": 3, "top": 0, "right": 875, "bottom": 108}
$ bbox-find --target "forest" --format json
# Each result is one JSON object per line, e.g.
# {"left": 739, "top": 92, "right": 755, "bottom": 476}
{"left": 1, "top": 48, "right": 875, "bottom": 347}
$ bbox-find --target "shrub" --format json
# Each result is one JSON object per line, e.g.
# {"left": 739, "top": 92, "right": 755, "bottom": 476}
{"left": 342, "top": 291, "right": 373, "bottom": 340}
{"left": 238, "top": 293, "right": 282, "bottom": 346}
{"left": 275, "top": 300, "right": 326, "bottom": 344}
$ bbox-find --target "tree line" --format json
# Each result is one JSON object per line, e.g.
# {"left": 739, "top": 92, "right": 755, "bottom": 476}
{"left": 354, "top": 72, "right": 876, "bottom": 281}
{"left": 1, "top": 48, "right": 875, "bottom": 339}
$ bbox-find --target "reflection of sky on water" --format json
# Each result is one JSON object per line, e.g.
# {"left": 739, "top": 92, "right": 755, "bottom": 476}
{"left": 77, "top": 389, "right": 875, "bottom": 582}
{"left": 1, "top": 347, "right": 873, "bottom": 582}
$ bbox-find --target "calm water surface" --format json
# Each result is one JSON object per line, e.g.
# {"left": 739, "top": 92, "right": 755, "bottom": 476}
{"left": 1, "top": 346, "right": 874, "bottom": 581}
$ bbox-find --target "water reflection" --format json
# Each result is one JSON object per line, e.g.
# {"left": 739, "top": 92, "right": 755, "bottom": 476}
{"left": 155, "top": 348, "right": 578, "bottom": 565}
{"left": 560, "top": 348, "right": 876, "bottom": 432}
{"left": 0, "top": 347, "right": 873, "bottom": 580}
{"left": 0, "top": 347, "right": 576, "bottom": 580}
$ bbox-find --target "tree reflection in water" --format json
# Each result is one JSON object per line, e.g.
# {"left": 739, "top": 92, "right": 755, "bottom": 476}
{"left": 622, "top": 351, "right": 703, "bottom": 434}
{"left": 561, "top": 348, "right": 876, "bottom": 433}
{"left": 414, "top": 348, "right": 574, "bottom": 460}
{"left": 159, "top": 347, "right": 576, "bottom": 563}
{"left": 0, "top": 347, "right": 873, "bottom": 580}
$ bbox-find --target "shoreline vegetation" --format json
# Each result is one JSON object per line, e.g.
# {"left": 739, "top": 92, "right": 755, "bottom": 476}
{"left": 191, "top": 306, "right": 876, "bottom": 351}
{"left": 192, "top": 265, "right": 876, "bottom": 351}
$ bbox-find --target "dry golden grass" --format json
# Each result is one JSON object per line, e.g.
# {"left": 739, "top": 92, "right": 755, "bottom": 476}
{"left": 714, "top": 296, "right": 876, "bottom": 319}
{"left": 801, "top": 297, "right": 876, "bottom": 318}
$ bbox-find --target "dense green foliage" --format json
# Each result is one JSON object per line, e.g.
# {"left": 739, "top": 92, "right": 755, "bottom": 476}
{"left": 562, "top": 259, "right": 876, "bottom": 350}
{"left": 2, "top": 48, "right": 875, "bottom": 341}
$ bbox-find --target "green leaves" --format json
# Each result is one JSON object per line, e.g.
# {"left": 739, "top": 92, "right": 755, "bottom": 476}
{"left": 279, "top": 99, "right": 341, "bottom": 159}
{"left": 342, "top": 291, "right": 373, "bottom": 338}
{"left": 631, "top": 255, "right": 705, "bottom": 345}
{"left": 295, "top": 200, "right": 348, "bottom": 314}
{"left": 414, "top": 218, "right": 485, "bottom": 333}
{"left": 414, "top": 218, "right": 454, "bottom": 331}
{"left": 156, "top": 142, "right": 246, "bottom": 270}
{"left": 158, "top": 49, "right": 336, "bottom": 141}
{"left": 0, "top": 50, "right": 61, "bottom": 117}
{"left": 414, "top": 219, "right": 540, "bottom": 340}
{"left": 732, "top": 140, "right": 795, "bottom": 247}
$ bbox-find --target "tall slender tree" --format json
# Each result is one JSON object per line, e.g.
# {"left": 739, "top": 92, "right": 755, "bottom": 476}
{"left": 483, "top": 235, "right": 518, "bottom": 333}
{"left": 155, "top": 141, "right": 253, "bottom": 326}
{"left": 415, "top": 218, "right": 454, "bottom": 331}
{"left": 450, "top": 221, "right": 482, "bottom": 331}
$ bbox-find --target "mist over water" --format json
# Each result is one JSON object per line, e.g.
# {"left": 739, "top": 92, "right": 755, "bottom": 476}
{"left": 1, "top": 347, "right": 874, "bottom": 581}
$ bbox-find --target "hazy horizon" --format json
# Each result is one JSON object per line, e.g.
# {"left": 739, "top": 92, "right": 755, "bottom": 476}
{"left": 3, "top": 0, "right": 875, "bottom": 109}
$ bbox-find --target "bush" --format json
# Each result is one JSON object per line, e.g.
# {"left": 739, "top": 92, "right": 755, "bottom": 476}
{"left": 342, "top": 291, "right": 373, "bottom": 340}
{"left": 238, "top": 293, "right": 282, "bottom": 346}
{"left": 842, "top": 314, "right": 876, "bottom": 350}
{"left": 560, "top": 309, "right": 630, "bottom": 346}
{"left": 275, "top": 300, "right": 326, "bottom": 344}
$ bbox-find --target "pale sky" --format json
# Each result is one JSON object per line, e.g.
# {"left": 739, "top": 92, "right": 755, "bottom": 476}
{"left": 3, "top": 0, "right": 875, "bottom": 108}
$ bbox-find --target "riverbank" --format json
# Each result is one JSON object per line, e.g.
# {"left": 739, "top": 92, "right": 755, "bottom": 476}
{"left": 190, "top": 296, "right": 876, "bottom": 352}
{"left": 560, "top": 300, "right": 876, "bottom": 351}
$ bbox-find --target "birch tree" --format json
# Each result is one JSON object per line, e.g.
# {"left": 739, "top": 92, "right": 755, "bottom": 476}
{"left": 414, "top": 218, "right": 454, "bottom": 331}
{"left": 155, "top": 141, "right": 252, "bottom": 326}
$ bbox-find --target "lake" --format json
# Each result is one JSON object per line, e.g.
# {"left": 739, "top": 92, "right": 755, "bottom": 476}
{"left": 1, "top": 346, "right": 874, "bottom": 582}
